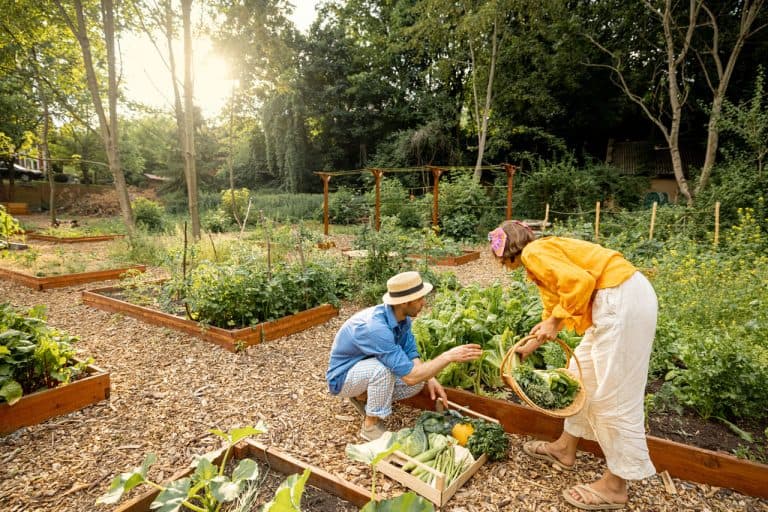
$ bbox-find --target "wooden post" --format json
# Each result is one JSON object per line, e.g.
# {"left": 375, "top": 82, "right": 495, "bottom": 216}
{"left": 594, "top": 201, "right": 601, "bottom": 241}
{"left": 371, "top": 168, "right": 383, "bottom": 231}
{"left": 320, "top": 173, "right": 331, "bottom": 236}
{"left": 503, "top": 163, "right": 517, "bottom": 220}
{"left": 428, "top": 166, "right": 443, "bottom": 229}
{"left": 649, "top": 201, "right": 658, "bottom": 240}
{"left": 544, "top": 203, "right": 550, "bottom": 227}
{"left": 714, "top": 201, "right": 720, "bottom": 246}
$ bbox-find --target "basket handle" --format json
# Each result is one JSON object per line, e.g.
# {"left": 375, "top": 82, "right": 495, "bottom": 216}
{"left": 500, "top": 334, "right": 582, "bottom": 380}
{"left": 500, "top": 334, "right": 537, "bottom": 377}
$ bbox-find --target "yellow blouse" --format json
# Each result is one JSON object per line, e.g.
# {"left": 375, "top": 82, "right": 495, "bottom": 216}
{"left": 520, "top": 237, "right": 636, "bottom": 334}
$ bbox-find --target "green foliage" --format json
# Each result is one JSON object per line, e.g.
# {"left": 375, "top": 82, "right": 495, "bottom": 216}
{"left": 249, "top": 193, "right": 323, "bottom": 222}
{"left": 97, "top": 424, "right": 271, "bottom": 512}
{"left": 201, "top": 209, "right": 232, "bottom": 233}
{"left": 513, "top": 158, "right": 648, "bottom": 220}
{"left": 465, "top": 419, "right": 509, "bottom": 462}
{"left": 0, "top": 304, "right": 91, "bottom": 405}
{"left": 413, "top": 281, "right": 545, "bottom": 394}
{"left": 436, "top": 173, "right": 491, "bottom": 241}
{"left": 220, "top": 188, "right": 252, "bottom": 224}
{"left": 177, "top": 257, "right": 348, "bottom": 329}
{"left": 719, "top": 66, "right": 768, "bottom": 175}
{"left": 328, "top": 186, "right": 368, "bottom": 225}
{"left": 365, "top": 177, "right": 428, "bottom": 229}
{"left": 0, "top": 205, "right": 23, "bottom": 243}
{"left": 639, "top": 211, "right": 768, "bottom": 421}
{"left": 511, "top": 365, "right": 580, "bottom": 410}
{"left": 131, "top": 197, "right": 166, "bottom": 233}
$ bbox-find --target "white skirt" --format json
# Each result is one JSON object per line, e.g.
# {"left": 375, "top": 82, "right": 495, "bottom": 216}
{"left": 564, "top": 271, "right": 658, "bottom": 480}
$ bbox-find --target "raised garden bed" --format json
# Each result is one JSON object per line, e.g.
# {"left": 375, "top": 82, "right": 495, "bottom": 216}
{"left": 113, "top": 438, "right": 371, "bottom": 512}
{"left": 0, "top": 265, "right": 145, "bottom": 290}
{"left": 24, "top": 232, "right": 125, "bottom": 243}
{"left": 0, "top": 364, "right": 110, "bottom": 435}
{"left": 82, "top": 285, "right": 339, "bottom": 352}
{"left": 403, "top": 387, "right": 768, "bottom": 500}
{"left": 409, "top": 249, "right": 481, "bottom": 266}
{"left": 0, "top": 202, "right": 30, "bottom": 215}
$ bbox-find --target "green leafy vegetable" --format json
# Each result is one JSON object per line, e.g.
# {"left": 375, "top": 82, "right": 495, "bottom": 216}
{"left": 512, "top": 364, "right": 580, "bottom": 410}
{"left": 465, "top": 420, "right": 509, "bottom": 462}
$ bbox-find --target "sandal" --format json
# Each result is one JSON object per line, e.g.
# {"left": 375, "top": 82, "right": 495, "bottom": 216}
{"left": 522, "top": 440, "right": 574, "bottom": 471}
{"left": 562, "top": 484, "right": 626, "bottom": 510}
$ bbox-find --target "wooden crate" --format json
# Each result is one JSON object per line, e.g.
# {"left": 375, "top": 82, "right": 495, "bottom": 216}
{"left": 403, "top": 388, "right": 768, "bottom": 500}
{"left": 374, "top": 400, "right": 497, "bottom": 507}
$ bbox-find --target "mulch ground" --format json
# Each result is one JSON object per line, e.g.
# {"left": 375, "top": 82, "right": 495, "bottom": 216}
{"left": 0, "top": 231, "right": 766, "bottom": 512}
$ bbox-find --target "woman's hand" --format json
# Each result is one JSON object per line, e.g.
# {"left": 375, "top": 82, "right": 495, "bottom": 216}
{"left": 516, "top": 317, "right": 563, "bottom": 358}
{"left": 426, "top": 377, "right": 448, "bottom": 407}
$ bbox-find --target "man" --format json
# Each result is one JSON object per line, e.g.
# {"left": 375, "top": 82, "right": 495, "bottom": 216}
{"left": 326, "top": 271, "right": 482, "bottom": 440}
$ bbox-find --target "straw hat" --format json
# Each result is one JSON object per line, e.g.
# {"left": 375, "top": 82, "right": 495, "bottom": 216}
{"left": 382, "top": 271, "right": 433, "bottom": 305}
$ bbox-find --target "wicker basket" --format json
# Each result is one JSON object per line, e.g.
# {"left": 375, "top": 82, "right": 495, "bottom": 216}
{"left": 500, "top": 334, "right": 586, "bottom": 418}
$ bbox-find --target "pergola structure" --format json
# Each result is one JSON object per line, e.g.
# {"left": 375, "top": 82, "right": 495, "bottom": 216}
{"left": 314, "top": 164, "right": 517, "bottom": 236}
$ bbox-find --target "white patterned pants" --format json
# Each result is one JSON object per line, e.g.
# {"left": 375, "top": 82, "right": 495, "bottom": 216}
{"left": 337, "top": 358, "right": 424, "bottom": 418}
{"left": 564, "top": 271, "right": 658, "bottom": 480}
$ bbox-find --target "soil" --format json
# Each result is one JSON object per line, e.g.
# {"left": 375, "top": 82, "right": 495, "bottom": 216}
{"left": 0, "top": 214, "right": 766, "bottom": 512}
{"left": 219, "top": 459, "right": 359, "bottom": 512}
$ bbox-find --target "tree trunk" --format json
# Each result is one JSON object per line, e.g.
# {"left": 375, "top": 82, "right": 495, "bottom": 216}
{"left": 181, "top": 0, "right": 200, "bottom": 240}
{"left": 56, "top": 0, "right": 135, "bottom": 234}
{"left": 662, "top": 0, "right": 694, "bottom": 205}
{"left": 41, "top": 97, "right": 56, "bottom": 226}
{"left": 473, "top": 19, "right": 499, "bottom": 182}
{"left": 694, "top": 0, "right": 763, "bottom": 196}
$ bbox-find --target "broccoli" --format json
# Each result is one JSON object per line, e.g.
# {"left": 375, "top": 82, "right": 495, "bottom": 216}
{"left": 466, "top": 419, "right": 509, "bottom": 461}
{"left": 512, "top": 364, "right": 580, "bottom": 410}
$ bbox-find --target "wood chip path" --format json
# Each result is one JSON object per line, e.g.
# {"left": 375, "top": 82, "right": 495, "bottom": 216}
{"left": 1, "top": 242, "right": 766, "bottom": 512}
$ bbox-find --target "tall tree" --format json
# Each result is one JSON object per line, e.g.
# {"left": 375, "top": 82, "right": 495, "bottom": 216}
{"left": 181, "top": 0, "right": 200, "bottom": 239}
{"left": 586, "top": 0, "right": 702, "bottom": 205}
{"left": 53, "top": 0, "right": 135, "bottom": 233}
{"left": 694, "top": 0, "right": 766, "bottom": 194}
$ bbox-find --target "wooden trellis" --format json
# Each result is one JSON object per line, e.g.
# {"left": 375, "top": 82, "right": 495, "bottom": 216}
{"left": 314, "top": 164, "right": 518, "bottom": 235}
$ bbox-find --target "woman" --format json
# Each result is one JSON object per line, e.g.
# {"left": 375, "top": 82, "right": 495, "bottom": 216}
{"left": 489, "top": 220, "right": 657, "bottom": 511}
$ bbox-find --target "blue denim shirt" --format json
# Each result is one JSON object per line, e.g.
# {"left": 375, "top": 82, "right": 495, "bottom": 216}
{"left": 326, "top": 303, "right": 420, "bottom": 395}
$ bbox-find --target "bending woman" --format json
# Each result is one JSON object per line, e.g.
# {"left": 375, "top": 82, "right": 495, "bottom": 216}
{"left": 489, "top": 220, "right": 657, "bottom": 511}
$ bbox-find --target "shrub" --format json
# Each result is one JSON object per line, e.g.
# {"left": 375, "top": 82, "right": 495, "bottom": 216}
{"left": 328, "top": 186, "right": 368, "bottom": 224}
{"left": 220, "top": 188, "right": 252, "bottom": 224}
{"left": 131, "top": 197, "right": 165, "bottom": 232}
{"left": 202, "top": 209, "right": 232, "bottom": 233}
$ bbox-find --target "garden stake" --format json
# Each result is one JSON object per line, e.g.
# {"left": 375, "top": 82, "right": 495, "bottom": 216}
{"left": 714, "top": 201, "right": 720, "bottom": 246}
{"left": 649, "top": 201, "right": 658, "bottom": 240}
{"left": 182, "top": 221, "right": 192, "bottom": 320}
{"left": 207, "top": 232, "right": 219, "bottom": 262}
{"left": 594, "top": 201, "right": 601, "bottom": 241}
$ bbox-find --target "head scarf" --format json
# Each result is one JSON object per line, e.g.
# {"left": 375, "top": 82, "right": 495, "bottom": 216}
{"left": 488, "top": 227, "right": 507, "bottom": 257}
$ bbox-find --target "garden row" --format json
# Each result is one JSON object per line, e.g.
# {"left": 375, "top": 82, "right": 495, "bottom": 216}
{"left": 2, "top": 206, "right": 767, "bottom": 505}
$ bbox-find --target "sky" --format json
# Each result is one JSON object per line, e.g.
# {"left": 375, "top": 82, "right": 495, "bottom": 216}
{"left": 121, "top": 2, "right": 319, "bottom": 118}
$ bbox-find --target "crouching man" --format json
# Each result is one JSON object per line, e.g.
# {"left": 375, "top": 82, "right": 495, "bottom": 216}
{"left": 326, "top": 271, "right": 482, "bottom": 440}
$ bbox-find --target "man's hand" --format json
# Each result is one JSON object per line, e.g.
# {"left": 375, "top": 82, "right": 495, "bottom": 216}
{"left": 443, "top": 343, "right": 483, "bottom": 363}
{"left": 426, "top": 377, "right": 448, "bottom": 407}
